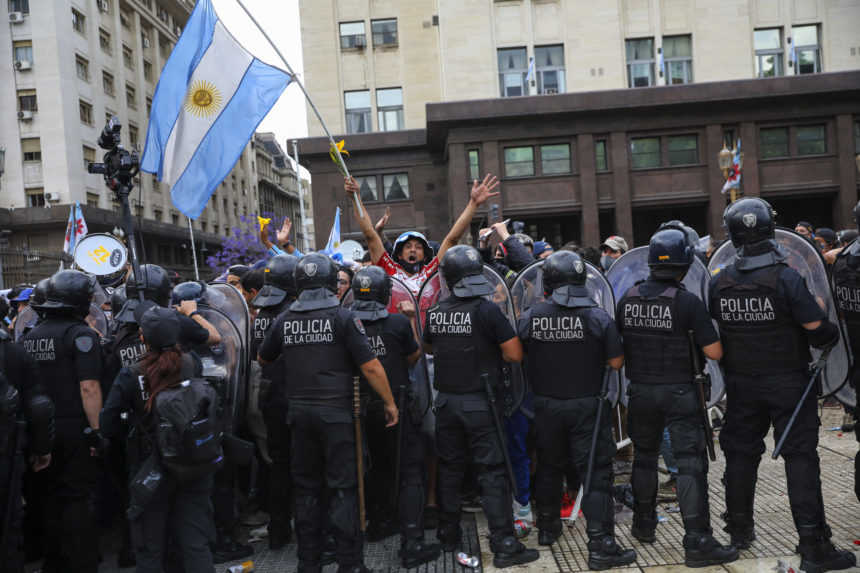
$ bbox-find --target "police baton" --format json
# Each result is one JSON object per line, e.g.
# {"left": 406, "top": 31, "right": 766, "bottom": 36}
{"left": 687, "top": 330, "right": 716, "bottom": 462}
{"left": 352, "top": 376, "right": 366, "bottom": 533}
{"left": 392, "top": 383, "right": 406, "bottom": 511}
{"left": 483, "top": 374, "right": 516, "bottom": 492}
{"left": 584, "top": 368, "right": 610, "bottom": 496}
{"left": 772, "top": 347, "right": 832, "bottom": 460}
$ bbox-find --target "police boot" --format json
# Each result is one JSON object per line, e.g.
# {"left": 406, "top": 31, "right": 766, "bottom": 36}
{"left": 212, "top": 531, "right": 254, "bottom": 564}
{"left": 538, "top": 528, "right": 561, "bottom": 546}
{"left": 490, "top": 535, "right": 540, "bottom": 569}
{"left": 683, "top": 531, "right": 739, "bottom": 568}
{"left": 536, "top": 510, "right": 561, "bottom": 546}
{"left": 586, "top": 529, "right": 637, "bottom": 571}
{"left": 437, "top": 522, "right": 462, "bottom": 553}
{"left": 400, "top": 538, "right": 441, "bottom": 568}
{"left": 722, "top": 512, "right": 755, "bottom": 549}
{"left": 631, "top": 507, "right": 657, "bottom": 544}
{"left": 797, "top": 526, "right": 857, "bottom": 573}
{"left": 320, "top": 534, "right": 337, "bottom": 566}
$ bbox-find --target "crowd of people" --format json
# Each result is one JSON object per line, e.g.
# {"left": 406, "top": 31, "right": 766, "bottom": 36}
{"left": 0, "top": 174, "right": 857, "bottom": 573}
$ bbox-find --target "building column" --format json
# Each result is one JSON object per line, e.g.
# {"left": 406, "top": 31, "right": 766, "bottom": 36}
{"left": 740, "top": 122, "right": 760, "bottom": 198}
{"left": 705, "top": 124, "right": 727, "bottom": 240}
{"left": 577, "top": 134, "right": 600, "bottom": 246}
{"left": 609, "top": 132, "right": 634, "bottom": 243}
{"left": 835, "top": 114, "right": 858, "bottom": 229}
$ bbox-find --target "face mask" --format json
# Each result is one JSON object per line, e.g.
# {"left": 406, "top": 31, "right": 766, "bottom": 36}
{"left": 600, "top": 255, "right": 614, "bottom": 271}
{"left": 399, "top": 259, "right": 422, "bottom": 275}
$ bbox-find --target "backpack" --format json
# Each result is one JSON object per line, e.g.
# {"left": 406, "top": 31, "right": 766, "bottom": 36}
{"left": 153, "top": 377, "right": 224, "bottom": 482}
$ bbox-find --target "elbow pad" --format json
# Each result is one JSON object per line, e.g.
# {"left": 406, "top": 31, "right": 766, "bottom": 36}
{"left": 807, "top": 320, "right": 839, "bottom": 350}
{"left": 27, "top": 393, "right": 55, "bottom": 456}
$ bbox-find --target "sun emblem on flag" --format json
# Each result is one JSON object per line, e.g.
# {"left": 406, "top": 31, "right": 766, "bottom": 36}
{"left": 184, "top": 79, "right": 223, "bottom": 118}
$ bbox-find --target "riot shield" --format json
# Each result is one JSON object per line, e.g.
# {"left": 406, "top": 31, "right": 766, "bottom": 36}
{"left": 607, "top": 247, "right": 726, "bottom": 407}
{"left": 416, "top": 265, "right": 526, "bottom": 414}
{"left": 708, "top": 228, "right": 854, "bottom": 407}
{"left": 342, "top": 276, "right": 433, "bottom": 419}
{"left": 14, "top": 303, "right": 108, "bottom": 341}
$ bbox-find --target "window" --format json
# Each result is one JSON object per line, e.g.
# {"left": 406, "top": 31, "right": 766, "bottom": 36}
{"left": 383, "top": 173, "right": 409, "bottom": 200}
{"left": 345, "top": 90, "right": 371, "bottom": 134}
{"left": 498, "top": 48, "right": 528, "bottom": 97}
{"left": 98, "top": 0, "right": 111, "bottom": 14}
{"left": 17, "top": 89, "right": 37, "bottom": 111}
{"left": 86, "top": 192, "right": 100, "bottom": 208}
{"left": 102, "top": 71, "right": 114, "bottom": 96}
{"left": 146, "top": 96, "right": 152, "bottom": 117}
{"left": 27, "top": 189, "right": 45, "bottom": 208}
{"left": 468, "top": 149, "right": 480, "bottom": 181}
{"left": 171, "top": 213, "right": 179, "bottom": 225}
{"left": 376, "top": 88, "right": 403, "bottom": 132}
{"left": 792, "top": 25, "right": 821, "bottom": 74}
{"left": 754, "top": 28, "right": 784, "bottom": 77}
{"left": 796, "top": 125, "right": 826, "bottom": 155}
{"left": 143, "top": 60, "right": 152, "bottom": 81}
{"left": 157, "top": 6, "right": 169, "bottom": 24}
{"left": 72, "top": 8, "right": 86, "bottom": 35}
{"left": 667, "top": 135, "right": 698, "bottom": 165}
{"left": 339, "top": 21, "right": 366, "bottom": 49}
{"left": 22, "top": 138, "right": 41, "bottom": 162}
{"left": 123, "top": 45, "right": 134, "bottom": 70}
{"left": 535, "top": 45, "right": 565, "bottom": 94}
{"left": 120, "top": 10, "right": 131, "bottom": 29}
{"left": 9, "top": 0, "right": 29, "bottom": 14}
{"left": 595, "top": 139, "right": 609, "bottom": 172}
{"left": 129, "top": 124, "right": 139, "bottom": 147}
{"left": 75, "top": 55, "right": 89, "bottom": 81}
{"left": 13, "top": 40, "right": 32, "bottom": 64}
{"left": 83, "top": 145, "right": 95, "bottom": 169}
{"left": 504, "top": 147, "right": 534, "bottom": 177}
{"left": 626, "top": 38, "right": 655, "bottom": 87}
{"left": 99, "top": 28, "right": 112, "bottom": 54}
{"left": 126, "top": 83, "right": 136, "bottom": 109}
{"left": 663, "top": 35, "right": 692, "bottom": 84}
{"left": 760, "top": 127, "right": 789, "bottom": 158}
{"left": 630, "top": 137, "right": 660, "bottom": 168}
{"left": 372, "top": 19, "right": 397, "bottom": 46}
{"left": 355, "top": 176, "right": 378, "bottom": 202}
{"left": 540, "top": 144, "right": 571, "bottom": 174}
{"left": 79, "top": 100, "right": 93, "bottom": 125}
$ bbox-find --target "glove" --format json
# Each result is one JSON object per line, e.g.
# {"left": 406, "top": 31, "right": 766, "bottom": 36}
{"left": 83, "top": 427, "right": 109, "bottom": 457}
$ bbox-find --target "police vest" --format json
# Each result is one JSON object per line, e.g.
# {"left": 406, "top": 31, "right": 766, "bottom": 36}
{"left": 713, "top": 264, "right": 809, "bottom": 374}
{"left": 526, "top": 301, "right": 605, "bottom": 399}
{"left": 619, "top": 283, "right": 692, "bottom": 384}
{"left": 832, "top": 250, "right": 860, "bottom": 354}
{"left": 278, "top": 306, "right": 356, "bottom": 403}
{"left": 252, "top": 304, "right": 284, "bottom": 359}
{"left": 426, "top": 297, "right": 501, "bottom": 393}
{"left": 360, "top": 315, "right": 411, "bottom": 401}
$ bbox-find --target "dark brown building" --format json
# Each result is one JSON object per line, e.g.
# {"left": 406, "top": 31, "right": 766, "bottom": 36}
{"left": 300, "top": 71, "right": 860, "bottom": 250}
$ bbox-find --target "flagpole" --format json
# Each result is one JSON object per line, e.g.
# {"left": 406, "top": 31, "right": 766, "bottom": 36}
{"left": 187, "top": 216, "right": 200, "bottom": 281}
{"left": 233, "top": 0, "right": 364, "bottom": 218}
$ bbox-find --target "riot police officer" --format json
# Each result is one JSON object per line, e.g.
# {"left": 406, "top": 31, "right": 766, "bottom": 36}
{"left": 351, "top": 266, "right": 441, "bottom": 568}
{"left": 258, "top": 253, "right": 398, "bottom": 573}
{"left": 0, "top": 328, "right": 54, "bottom": 571}
{"left": 20, "top": 270, "right": 103, "bottom": 573}
{"left": 424, "top": 245, "right": 539, "bottom": 568}
{"left": 710, "top": 198, "right": 855, "bottom": 572}
{"left": 251, "top": 253, "right": 299, "bottom": 549}
{"left": 618, "top": 226, "right": 738, "bottom": 567}
{"left": 519, "top": 251, "right": 636, "bottom": 570}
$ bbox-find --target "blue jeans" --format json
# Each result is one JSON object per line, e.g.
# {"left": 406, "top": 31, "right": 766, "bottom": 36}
{"left": 504, "top": 409, "right": 531, "bottom": 506}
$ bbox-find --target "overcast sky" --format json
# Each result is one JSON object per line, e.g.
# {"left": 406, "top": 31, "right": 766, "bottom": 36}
{"left": 211, "top": 0, "right": 310, "bottom": 172}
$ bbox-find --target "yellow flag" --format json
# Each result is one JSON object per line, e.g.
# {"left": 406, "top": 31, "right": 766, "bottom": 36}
{"left": 329, "top": 139, "right": 350, "bottom": 176}
{"left": 257, "top": 216, "right": 271, "bottom": 231}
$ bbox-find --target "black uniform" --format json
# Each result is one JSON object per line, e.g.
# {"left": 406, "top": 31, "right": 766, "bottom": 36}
{"left": 20, "top": 315, "right": 102, "bottom": 573}
{"left": 258, "top": 303, "right": 375, "bottom": 570}
{"left": 424, "top": 295, "right": 518, "bottom": 550}
{"left": 618, "top": 279, "right": 718, "bottom": 534}
{"left": 100, "top": 354, "right": 215, "bottom": 573}
{"left": 519, "top": 300, "right": 622, "bottom": 540}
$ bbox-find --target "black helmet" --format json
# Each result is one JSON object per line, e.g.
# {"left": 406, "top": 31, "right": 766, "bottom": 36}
{"left": 542, "top": 251, "right": 594, "bottom": 308}
{"left": 724, "top": 198, "right": 776, "bottom": 247}
{"left": 648, "top": 226, "right": 694, "bottom": 278}
{"left": 291, "top": 253, "right": 339, "bottom": 311}
{"left": 350, "top": 266, "right": 391, "bottom": 321}
{"left": 252, "top": 254, "right": 298, "bottom": 308}
{"left": 30, "top": 278, "right": 50, "bottom": 310}
{"left": 126, "top": 264, "right": 172, "bottom": 306}
{"left": 41, "top": 270, "right": 95, "bottom": 315}
{"left": 110, "top": 285, "right": 127, "bottom": 316}
{"left": 441, "top": 245, "right": 492, "bottom": 298}
{"left": 659, "top": 220, "right": 699, "bottom": 249}
{"left": 171, "top": 281, "right": 207, "bottom": 306}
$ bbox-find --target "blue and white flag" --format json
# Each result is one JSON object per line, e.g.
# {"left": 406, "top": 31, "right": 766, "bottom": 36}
{"left": 323, "top": 207, "right": 341, "bottom": 256}
{"left": 141, "top": 0, "right": 291, "bottom": 219}
{"left": 526, "top": 57, "right": 535, "bottom": 83}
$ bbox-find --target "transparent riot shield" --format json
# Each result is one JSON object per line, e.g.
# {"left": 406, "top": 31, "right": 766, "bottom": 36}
{"left": 708, "top": 228, "right": 853, "bottom": 406}
{"left": 607, "top": 247, "right": 726, "bottom": 407}
{"left": 417, "top": 265, "right": 526, "bottom": 415}
{"left": 14, "top": 303, "right": 108, "bottom": 341}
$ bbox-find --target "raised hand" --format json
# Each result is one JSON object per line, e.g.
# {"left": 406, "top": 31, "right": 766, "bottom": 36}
{"left": 345, "top": 176, "right": 359, "bottom": 196}
{"left": 470, "top": 173, "right": 500, "bottom": 207}
{"left": 375, "top": 207, "right": 391, "bottom": 233}
{"left": 277, "top": 217, "right": 292, "bottom": 244}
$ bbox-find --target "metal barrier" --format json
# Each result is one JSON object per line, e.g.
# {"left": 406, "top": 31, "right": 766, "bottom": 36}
{"left": 0, "top": 248, "right": 66, "bottom": 289}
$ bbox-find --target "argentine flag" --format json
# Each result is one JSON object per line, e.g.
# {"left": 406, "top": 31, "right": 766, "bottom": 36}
{"left": 141, "top": 0, "right": 290, "bottom": 219}
{"left": 322, "top": 207, "right": 342, "bottom": 257}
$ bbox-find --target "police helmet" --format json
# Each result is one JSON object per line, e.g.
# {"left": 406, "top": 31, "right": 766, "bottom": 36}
{"left": 170, "top": 281, "right": 207, "bottom": 306}
{"left": 41, "top": 270, "right": 95, "bottom": 315}
{"left": 542, "top": 251, "right": 593, "bottom": 307}
{"left": 110, "top": 285, "right": 127, "bottom": 316}
{"left": 393, "top": 231, "right": 434, "bottom": 264}
{"left": 295, "top": 253, "right": 338, "bottom": 295}
{"left": 352, "top": 266, "right": 391, "bottom": 305}
{"left": 252, "top": 254, "right": 299, "bottom": 308}
{"left": 659, "top": 219, "right": 699, "bottom": 248}
{"left": 724, "top": 198, "right": 776, "bottom": 247}
{"left": 648, "top": 227, "right": 694, "bottom": 268}
{"left": 125, "top": 264, "right": 172, "bottom": 306}
{"left": 30, "top": 278, "right": 50, "bottom": 310}
{"left": 441, "top": 245, "right": 493, "bottom": 298}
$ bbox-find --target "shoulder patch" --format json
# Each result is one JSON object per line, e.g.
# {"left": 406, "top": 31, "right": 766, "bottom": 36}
{"left": 353, "top": 317, "right": 366, "bottom": 335}
{"left": 75, "top": 335, "right": 95, "bottom": 353}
